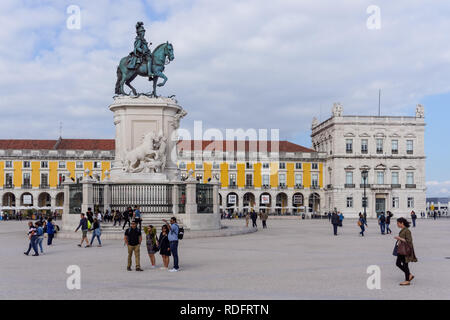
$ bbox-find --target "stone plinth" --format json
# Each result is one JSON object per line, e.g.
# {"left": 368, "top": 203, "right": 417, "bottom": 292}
{"left": 109, "top": 95, "right": 186, "bottom": 183}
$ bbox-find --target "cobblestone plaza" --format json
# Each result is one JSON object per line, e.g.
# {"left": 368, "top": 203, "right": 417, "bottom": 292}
{"left": 1, "top": 218, "right": 449, "bottom": 300}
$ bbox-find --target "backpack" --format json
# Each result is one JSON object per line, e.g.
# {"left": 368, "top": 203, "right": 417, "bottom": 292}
{"left": 379, "top": 215, "right": 386, "bottom": 223}
{"left": 178, "top": 226, "right": 184, "bottom": 240}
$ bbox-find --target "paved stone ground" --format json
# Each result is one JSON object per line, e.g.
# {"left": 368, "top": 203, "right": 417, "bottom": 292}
{"left": 1, "top": 218, "right": 449, "bottom": 300}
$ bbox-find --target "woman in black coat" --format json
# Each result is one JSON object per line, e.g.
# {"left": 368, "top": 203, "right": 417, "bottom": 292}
{"left": 159, "top": 225, "right": 171, "bottom": 269}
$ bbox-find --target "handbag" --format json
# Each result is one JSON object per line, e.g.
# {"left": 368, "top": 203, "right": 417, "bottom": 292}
{"left": 392, "top": 241, "right": 398, "bottom": 256}
{"left": 398, "top": 240, "right": 412, "bottom": 256}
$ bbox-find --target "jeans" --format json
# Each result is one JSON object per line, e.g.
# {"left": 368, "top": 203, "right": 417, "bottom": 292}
{"left": 36, "top": 236, "right": 44, "bottom": 253}
{"left": 412, "top": 219, "right": 416, "bottom": 227}
{"left": 396, "top": 254, "right": 410, "bottom": 281}
{"left": 47, "top": 233, "right": 54, "bottom": 245}
{"left": 170, "top": 240, "right": 179, "bottom": 270}
{"left": 127, "top": 245, "right": 140, "bottom": 269}
{"left": 380, "top": 223, "right": 386, "bottom": 234}
{"left": 333, "top": 224, "right": 338, "bottom": 235}
{"left": 25, "top": 236, "right": 39, "bottom": 255}
{"left": 360, "top": 225, "right": 365, "bottom": 236}
{"left": 386, "top": 223, "right": 391, "bottom": 234}
{"left": 252, "top": 219, "right": 257, "bottom": 228}
{"left": 90, "top": 229, "right": 102, "bottom": 245}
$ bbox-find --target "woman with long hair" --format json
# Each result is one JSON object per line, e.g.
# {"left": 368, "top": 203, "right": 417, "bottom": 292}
{"left": 144, "top": 225, "right": 159, "bottom": 268}
{"left": 159, "top": 224, "right": 171, "bottom": 270}
{"left": 394, "top": 217, "right": 418, "bottom": 285}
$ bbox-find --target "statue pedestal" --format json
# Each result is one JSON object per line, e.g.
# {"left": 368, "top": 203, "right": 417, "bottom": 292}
{"left": 109, "top": 95, "right": 186, "bottom": 183}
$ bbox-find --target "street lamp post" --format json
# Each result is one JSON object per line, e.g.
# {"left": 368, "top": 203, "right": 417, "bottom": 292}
{"left": 362, "top": 170, "right": 368, "bottom": 219}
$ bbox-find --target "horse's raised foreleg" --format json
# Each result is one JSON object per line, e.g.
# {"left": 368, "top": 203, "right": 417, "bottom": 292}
{"left": 152, "top": 77, "right": 158, "bottom": 97}
{"left": 155, "top": 71, "right": 168, "bottom": 87}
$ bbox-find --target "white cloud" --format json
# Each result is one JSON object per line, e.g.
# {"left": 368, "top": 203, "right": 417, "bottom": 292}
{"left": 0, "top": 0, "right": 450, "bottom": 144}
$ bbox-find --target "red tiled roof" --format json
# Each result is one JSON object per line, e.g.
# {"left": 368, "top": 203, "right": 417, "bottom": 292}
{"left": 0, "top": 139, "right": 115, "bottom": 151}
{"left": 0, "top": 139, "right": 314, "bottom": 153}
{"left": 176, "top": 140, "right": 314, "bottom": 153}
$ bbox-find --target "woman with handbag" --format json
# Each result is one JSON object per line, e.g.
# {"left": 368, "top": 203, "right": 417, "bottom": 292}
{"left": 144, "top": 225, "right": 159, "bottom": 269}
{"left": 394, "top": 217, "right": 417, "bottom": 286}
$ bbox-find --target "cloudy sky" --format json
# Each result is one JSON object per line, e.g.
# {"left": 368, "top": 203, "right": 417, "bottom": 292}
{"left": 0, "top": 0, "right": 449, "bottom": 196}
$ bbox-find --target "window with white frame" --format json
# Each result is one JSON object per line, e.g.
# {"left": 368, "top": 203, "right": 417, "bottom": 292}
{"left": 406, "top": 172, "right": 414, "bottom": 185}
{"left": 376, "top": 138, "right": 383, "bottom": 154}
{"left": 391, "top": 171, "right": 399, "bottom": 185}
{"left": 407, "top": 197, "right": 414, "bottom": 208}
{"left": 311, "top": 173, "right": 319, "bottom": 187}
{"left": 262, "top": 163, "right": 269, "bottom": 169}
{"left": 23, "top": 173, "right": 31, "bottom": 186}
{"left": 262, "top": 174, "right": 270, "bottom": 186}
{"left": 246, "top": 162, "right": 253, "bottom": 169}
{"left": 295, "top": 162, "right": 302, "bottom": 169}
{"left": 5, "top": 161, "right": 12, "bottom": 168}
{"left": 377, "top": 171, "right": 384, "bottom": 184}
{"left": 312, "top": 163, "right": 318, "bottom": 170}
{"left": 345, "top": 171, "right": 353, "bottom": 184}
{"left": 179, "top": 162, "right": 186, "bottom": 169}
{"left": 295, "top": 174, "right": 302, "bottom": 186}
{"left": 361, "top": 139, "right": 368, "bottom": 153}
{"left": 406, "top": 140, "right": 414, "bottom": 154}
{"left": 76, "top": 161, "right": 83, "bottom": 169}
{"left": 93, "top": 161, "right": 101, "bottom": 169}
{"left": 279, "top": 173, "right": 286, "bottom": 186}
{"left": 212, "top": 162, "right": 220, "bottom": 169}
{"left": 41, "top": 173, "right": 49, "bottom": 186}
{"left": 229, "top": 162, "right": 236, "bottom": 169}
{"left": 196, "top": 173, "right": 203, "bottom": 182}
{"left": 58, "top": 161, "right": 66, "bottom": 169}
{"left": 346, "top": 139, "right": 353, "bottom": 153}
{"left": 58, "top": 173, "right": 65, "bottom": 185}
{"left": 279, "top": 162, "right": 286, "bottom": 169}
{"left": 392, "top": 140, "right": 398, "bottom": 154}
{"left": 392, "top": 197, "right": 399, "bottom": 208}
{"left": 229, "top": 173, "right": 236, "bottom": 186}
{"left": 5, "top": 173, "right": 13, "bottom": 186}
{"left": 246, "top": 174, "right": 253, "bottom": 186}
{"left": 346, "top": 197, "right": 353, "bottom": 208}
{"left": 195, "top": 163, "right": 203, "bottom": 169}
{"left": 76, "top": 173, "right": 83, "bottom": 183}
{"left": 41, "top": 161, "right": 48, "bottom": 168}
{"left": 23, "top": 161, "right": 31, "bottom": 168}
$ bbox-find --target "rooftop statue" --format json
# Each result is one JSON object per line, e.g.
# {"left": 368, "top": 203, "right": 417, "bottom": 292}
{"left": 115, "top": 22, "right": 174, "bottom": 97}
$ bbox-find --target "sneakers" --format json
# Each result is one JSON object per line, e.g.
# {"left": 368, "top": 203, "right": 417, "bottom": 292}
{"left": 150, "top": 265, "right": 156, "bottom": 269}
{"left": 136, "top": 268, "right": 143, "bottom": 271}
{"left": 168, "top": 268, "right": 179, "bottom": 272}
{"left": 77, "top": 244, "right": 82, "bottom": 247}
{"left": 127, "top": 267, "right": 132, "bottom": 271}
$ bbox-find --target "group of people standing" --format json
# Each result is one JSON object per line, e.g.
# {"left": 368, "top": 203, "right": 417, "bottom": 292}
{"left": 245, "top": 210, "right": 268, "bottom": 229}
{"left": 124, "top": 217, "right": 181, "bottom": 272}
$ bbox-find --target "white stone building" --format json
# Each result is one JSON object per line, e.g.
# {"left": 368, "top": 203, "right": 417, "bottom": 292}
{"left": 311, "top": 103, "right": 426, "bottom": 218}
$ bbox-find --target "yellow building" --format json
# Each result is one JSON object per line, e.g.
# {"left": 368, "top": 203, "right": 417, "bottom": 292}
{"left": 0, "top": 138, "right": 326, "bottom": 217}
{"left": 176, "top": 140, "right": 326, "bottom": 215}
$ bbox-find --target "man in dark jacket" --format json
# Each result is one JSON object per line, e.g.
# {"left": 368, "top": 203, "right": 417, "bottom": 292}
{"left": 122, "top": 207, "right": 132, "bottom": 230}
{"left": 75, "top": 213, "right": 90, "bottom": 247}
{"left": 250, "top": 210, "right": 258, "bottom": 228}
{"left": 331, "top": 212, "right": 340, "bottom": 236}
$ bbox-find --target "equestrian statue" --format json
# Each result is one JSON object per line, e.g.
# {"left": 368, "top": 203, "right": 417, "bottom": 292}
{"left": 115, "top": 21, "right": 174, "bottom": 97}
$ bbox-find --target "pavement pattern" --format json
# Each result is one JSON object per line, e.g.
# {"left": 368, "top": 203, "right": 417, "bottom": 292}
{"left": 1, "top": 218, "right": 449, "bottom": 299}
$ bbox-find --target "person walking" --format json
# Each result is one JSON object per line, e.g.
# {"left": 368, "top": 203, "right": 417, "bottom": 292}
{"left": 410, "top": 211, "right": 417, "bottom": 228}
{"left": 358, "top": 212, "right": 368, "bottom": 236}
{"left": 35, "top": 221, "right": 45, "bottom": 254}
{"left": 89, "top": 217, "right": 102, "bottom": 247}
{"left": 245, "top": 211, "right": 250, "bottom": 227}
{"left": 24, "top": 222, "right": 39, "bottom": 256}
{"left": 250, "top": 210, "right": 258, "bottom": 228}
{"left": 394, "top": 217, "right": 418, "bottom": 286}
{"left": 113, "top": 210, "right": 121, "bottom": 226}
{"left": 46, "top": 217, "right": 55, "bottom": 246}
{"left": 133, "top": 205, "right": 142, "bottom": 231}
{"left": 122, "top": 207, "right": 132, "bottom": 230}
{"left": 331, "top": 212, "right": 340, "bottom": 236}
{"left": 338, "top": 212, "right": 344, "bottom": 227}
{"left": 386, "top": 211, "right": 393, "bottom": 234}
{"left": 86, "top": 208, "right": 94, "bottom": 224}
{"left": 75, "top": 213, "right": 90, "bottom": 248}
{"left": 328, "top": 211, "right": 332, "bottom": 221}
{"left": 378, "top": 212, "right": 386, "bottom": 235}
{"left": 259, "top": 211, "right": 268, "bottom": 229}
{"left": 124, "top": 221, "right": 143, "bottom": 271}
{"left": 144, "top": 225, "right": 159, "bottom": 269}
{"left": 163, "top": 217, "right": 180, "bottom": 272}
{"left": 159, "top": 225, "right": 171, "bottom": 270}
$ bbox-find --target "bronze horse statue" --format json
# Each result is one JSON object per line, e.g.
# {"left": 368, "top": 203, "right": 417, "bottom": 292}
{"left": 115, "top": 42, "right": 174, "bottom": 96}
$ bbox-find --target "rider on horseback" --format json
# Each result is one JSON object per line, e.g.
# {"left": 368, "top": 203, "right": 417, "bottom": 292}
{"left": 127, "top": 21, "right": 154, "bottom": 79}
